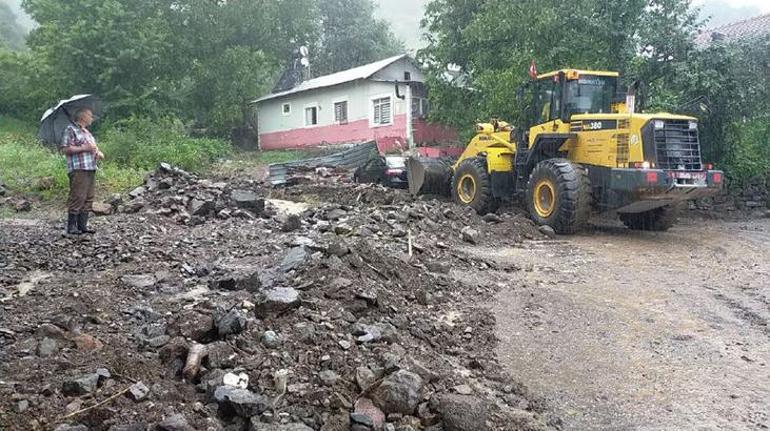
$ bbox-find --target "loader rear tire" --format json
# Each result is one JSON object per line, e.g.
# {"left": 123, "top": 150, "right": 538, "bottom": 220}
{"left": 619, "top": 204, "right": 682, "bottom": 231}
{"left": 526, "top": 158, "right": 591, "bottom": 234}
{"left": 451, "top": 157, "right": 499, "bottom": 215}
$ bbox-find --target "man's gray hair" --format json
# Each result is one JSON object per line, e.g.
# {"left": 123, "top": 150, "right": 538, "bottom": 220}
{"left": 72, "top": 107, "right": 93, "bottom": 122}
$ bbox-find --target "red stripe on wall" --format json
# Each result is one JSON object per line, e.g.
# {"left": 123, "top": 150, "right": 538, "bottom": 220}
{"left": 259, "top": 114, "right": 459, "bottom": 153}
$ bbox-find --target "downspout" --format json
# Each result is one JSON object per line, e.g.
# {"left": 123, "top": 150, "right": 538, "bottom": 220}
{"left": 394, "top": 82, "right": 414, "bottom": 151}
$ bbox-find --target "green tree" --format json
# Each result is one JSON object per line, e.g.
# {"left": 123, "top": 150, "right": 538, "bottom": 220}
{"left": 312, "top": 0, "right": 404, "bottom": 76}
{"left": 419, "top": 0, "right": 702, "bottom": 130}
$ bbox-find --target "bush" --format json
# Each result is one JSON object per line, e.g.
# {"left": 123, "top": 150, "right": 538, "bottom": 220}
{"left": 99, "top": 116, "right": 232, "bottom": 172}
{"left": 1, "top": 116, "right": 230, "bottom": 202}
{"left": 723, "top": 115, "right": 770, "bottom": 184}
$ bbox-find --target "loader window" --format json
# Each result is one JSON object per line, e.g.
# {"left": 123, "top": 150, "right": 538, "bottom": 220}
{"left": 564, "top": 76, "right": 616, "bottom": 117}
{"left": 534, "top": 79, "right": 560, "bottom": 124}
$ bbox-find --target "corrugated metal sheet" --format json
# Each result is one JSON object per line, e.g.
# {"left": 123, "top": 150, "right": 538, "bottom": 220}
{"left": 268, "top": 141, "right": 378, "bottom": 185}
{"left": 253, "top": 55, "right": 408, "bottom": 103}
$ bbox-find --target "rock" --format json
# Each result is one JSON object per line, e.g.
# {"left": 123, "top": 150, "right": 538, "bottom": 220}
{"left": 403, "top": 358, "right": 438, "bottom": 383}
{"left": 147, "top": 335, "right": 171, "bottom": 348}
{"left": 210, "top": 264, "right": 261, "bottom": 292}
{"left": 356, "top": 366, "right": 376, "bottom": 391}
{"left": 481, "top": 213, "right": 502, "bottom": 223}
{"left": 249, "top": 420, "right": 314, "bottom": 431}
{"left": 338, "top": 340, "right": 352, "bottom": 350}
{"left": 54, "top": 425, "right": 89, "bottom": 431}
{"left": 96, "top": 368, "right": 111, "bottom": 383}
{"left": 122, "top": 199, "right": 146, "bottom": 213}
{"left": 261, "top": 330, "right": 281, "bottom": 348}
{"left": 223, "top": 372, "right": 249, "bottom": 390}
{"left": 327, "top": 241, "right": 350, "bottom": 257}
{"left": 326, "top": 208, "right": 348, "bottom": 221}
{"left": 106, "top": 193, "right": 123, "bottom": 207}
{"left": 334, "top": 223, "right": 353, "bottom": 235}
{"left": 354, "top": 397, "right": 385, "bottom": 430}
{"left": 189, "top": 198, "right": 214, "bottom": 216}
{"left": 62, "top": 373, "right": 100, "bottom": 396}
{"left": 318, "top": 370, "right": 340, "bottom": 387}
{"left": 281, "top": 246, "right": 310, "bottom": 272}
{"left": 157, "top": 413, "right": 194, "bottom": 431}
{"left": 425, "top": 261, "right": 450, "bottom": 274}
{"left": 350, "top": 413, "right": 374, "bottom": 428}
{"left": 217, "top": 309, "right": 247, "bottom": 337}
{"left": 15, "top": 399, "right": 29, "bottom": 413}
{"left": 121, "top": 274, "right": 157, "bottom": 289}
{"left": 281, "top": 214, "right": 302, "bottom": 232}
{"left": 128, "top": 186, "right": 146, "bottom": 199}
{"left": 231, "top": 189, "right": 264, "bottom": 213}
{"left": 128, "top": 382, "right": 150, "bottom": 401}
{"left": 255, "top": 287, "right": 300, "bottom": 314}
{"left": 460, "top": 227, "right": 479, "bottom": 245}
{"left": 169, "top": 310, "right": 215, "bottom": 342}
{"left": 438, "top": 394, "right": 489, "bottom": 431}
{"left": 352, "top": 324, "right": 382, "bottom": 344}
{"left": 72, "top": 333, "right": 104, "bottom": 352}
{"left": 538, "top": 225, "right": 556, "bottom": 238}
{"left": 370, "top": 370, "right": 424, "bottom": 415}
{"left": 453, "top": 384, "right": 473, "bottom": 395}
{"left": 207, "top": 342, "right": 237, "bottom": 369}
{"left": 213, "top": 386, "right": 270, "bottom": 418}
{"left": 37, "top": 337, "right": 59, "bottom": 357}
{"left": 92, "top": 201, "right": 113, "bottom": 216}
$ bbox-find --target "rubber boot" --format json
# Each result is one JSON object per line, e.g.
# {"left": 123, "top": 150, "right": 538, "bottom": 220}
{"left": 67, "top": 213, "right": 81, "bottom": 235}
{"left": 77, "top": 213, "right": 96, "bottom": 234}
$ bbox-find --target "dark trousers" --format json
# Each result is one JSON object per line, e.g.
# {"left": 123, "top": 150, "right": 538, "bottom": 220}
{"left": 67, "top": 170, "right": 96, "bottom": 214}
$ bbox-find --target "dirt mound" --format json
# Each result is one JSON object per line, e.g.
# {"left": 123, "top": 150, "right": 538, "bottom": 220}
{"left": 0, "top": 165, "right": 552, "bottom": 431}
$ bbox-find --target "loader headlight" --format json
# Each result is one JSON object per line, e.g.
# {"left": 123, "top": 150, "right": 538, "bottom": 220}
{"left": 653, "top": 120, "right": 665, "bottom": 130}
{"left": 688, "top": 121, "right": 698, "bottom": 130}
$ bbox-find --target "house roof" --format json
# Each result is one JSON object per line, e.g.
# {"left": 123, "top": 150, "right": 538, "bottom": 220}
{"left": 254, "top": 54, "right": 410, "bottom": 103}
{"left": 695, "top": 13, "right": 770, "bottom": 48}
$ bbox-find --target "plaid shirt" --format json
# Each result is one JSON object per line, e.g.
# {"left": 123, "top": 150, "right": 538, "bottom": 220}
{"left": 61, "top": 124, "right": 97, "bottom": 172}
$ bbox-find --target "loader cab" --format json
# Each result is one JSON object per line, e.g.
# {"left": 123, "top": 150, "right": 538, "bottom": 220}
{"left": 529, "top": 70, "right": 619, "bottom": 126}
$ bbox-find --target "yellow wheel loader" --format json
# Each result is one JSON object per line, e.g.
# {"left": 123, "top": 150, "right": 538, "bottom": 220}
{"left": 407, "top": 69, "right": 724, "bottom": 233}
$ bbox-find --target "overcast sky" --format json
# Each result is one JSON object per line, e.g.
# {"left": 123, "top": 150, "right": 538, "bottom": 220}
{"left": 4, "top": 0, "right": 768, "bottom": 51}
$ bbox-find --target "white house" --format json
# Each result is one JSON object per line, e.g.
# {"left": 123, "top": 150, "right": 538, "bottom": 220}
{"left": 253, "top": 54, "right": 457, "bottom": 153}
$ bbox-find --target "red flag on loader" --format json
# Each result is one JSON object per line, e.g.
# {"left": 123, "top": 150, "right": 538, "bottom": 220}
{"left": 528, "top": 60, "right": 538, "bottom": 79}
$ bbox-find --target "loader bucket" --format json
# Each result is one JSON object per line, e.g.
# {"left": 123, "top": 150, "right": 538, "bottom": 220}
{"left": 406, "top": 156, "right": 453, "bottom": 196}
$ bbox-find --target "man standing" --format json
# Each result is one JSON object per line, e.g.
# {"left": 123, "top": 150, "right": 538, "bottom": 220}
{"left": 60, "top": 107, "right": 104, "bottom": 235}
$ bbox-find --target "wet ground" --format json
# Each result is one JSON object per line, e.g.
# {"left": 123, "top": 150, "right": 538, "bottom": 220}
{"left": 482, "top": 216, "right": 770, "bottom": 430}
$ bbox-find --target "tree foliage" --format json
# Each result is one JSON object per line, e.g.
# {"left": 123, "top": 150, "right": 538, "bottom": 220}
{"left": 312, "top": 0, "right": 403, "bottom": 76}
{"left": 419, "top": 0, "right": 702, "bottom": 130}
{"left": 7, "top": 0, "right": 404, "bottom": 135}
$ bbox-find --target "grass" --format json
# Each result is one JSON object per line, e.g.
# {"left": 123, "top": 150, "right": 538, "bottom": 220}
{"left": 0, "top": 116, "right": 310, "bottom": 209}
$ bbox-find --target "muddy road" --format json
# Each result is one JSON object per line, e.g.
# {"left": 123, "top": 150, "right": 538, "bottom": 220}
{"left": 475, "top": 216, "right": 770, "bottom": 430}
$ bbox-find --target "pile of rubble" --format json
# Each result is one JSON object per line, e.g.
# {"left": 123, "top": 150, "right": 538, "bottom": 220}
{"left": 120, "top": 163, "right": 267, "bottom": 225}
{"left": 0, "top": 163, "right": 554, "bottom": 431}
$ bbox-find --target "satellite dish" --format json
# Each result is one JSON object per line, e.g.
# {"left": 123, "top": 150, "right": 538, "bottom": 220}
{"left": 300, "top": 57, "right": 310, "bottom": 67}
{"left": 299, "top": 46, "right": 309, "bottom": 57}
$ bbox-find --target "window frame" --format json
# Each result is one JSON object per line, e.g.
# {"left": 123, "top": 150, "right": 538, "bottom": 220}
{"left": 303, "top": 103, "right": 319, "bottom": 127}
{"left": 282, "top": 103, "right": 291, "bottom": 116}
{"left": 370, "top": 94, "right": 394, "bottom": 127}
{"left": 332, "top": 98, "right": 349, "bottom": 124}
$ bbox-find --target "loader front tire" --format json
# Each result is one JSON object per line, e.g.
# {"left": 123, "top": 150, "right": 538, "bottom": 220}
{"left": 451, "top": 157, "right": 499, "bottom": 215}
{"left": 619, "top": 204, "right": 682, "bottom": 231}
{"left": 526, "top": 158, "right": 591, "bottom": 234}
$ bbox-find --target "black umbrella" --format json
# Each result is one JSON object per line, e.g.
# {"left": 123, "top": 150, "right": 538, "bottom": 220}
{"left": 38, "top": 94, "right": 101, "bottom": 148}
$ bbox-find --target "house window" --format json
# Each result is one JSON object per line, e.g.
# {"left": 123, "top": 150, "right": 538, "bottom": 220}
{"left": 334, "top": 101, "right": 348, "bottom": 124}
{"left": 304, "top": 106, "right": 318, "bottom": 126}
{"left": 372, "top": 97, "right": 392, "bottom": 125}
{"left": 282, "top": 103, "right": 291, "bottom": 115}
